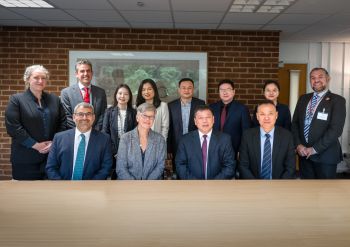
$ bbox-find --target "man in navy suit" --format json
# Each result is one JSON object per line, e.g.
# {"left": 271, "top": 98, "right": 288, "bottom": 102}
{"left": 61, "top": 59, "right": 107, "bottom": 130}
{"left": 46, "top": 102, "right": 112, "bottom": 180}
{"left": 175, "top": 105, "right": 235, "bottom": 180}
{"left": 168, "top": 78, "right": 205, "bottom": 176}
{"left": 292, "top": 67, "right": 346, "bottom": 179}
{"left": 209, "top": 79, "right": 251, "bottom": 159}
{"left": 239, "top": 100, "right": 296, "bottom": 179}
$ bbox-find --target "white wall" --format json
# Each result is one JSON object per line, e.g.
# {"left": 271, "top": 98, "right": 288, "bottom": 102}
{"left": 280, "top": 41, "right": 350, "bottom": 153}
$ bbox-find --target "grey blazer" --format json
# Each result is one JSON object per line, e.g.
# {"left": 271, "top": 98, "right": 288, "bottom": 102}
{"left": 116, "top": 128, "right": 166, "bottom": 180}
{"left": 61, "top": 83, "right": 107, "bottom": 130}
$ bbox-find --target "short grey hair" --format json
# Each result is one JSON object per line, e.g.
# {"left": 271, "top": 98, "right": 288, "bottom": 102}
{"left": 23, "top": 65, "right": 49, "bottom": 88}
{"left": 74, "top": 102, "right": 95, "bottom": 114}
{"left": 137, "top": 102, "right": 156, "bottom": 115}
{"left": 75, "top": 58, "right": 93, "bottom": 72}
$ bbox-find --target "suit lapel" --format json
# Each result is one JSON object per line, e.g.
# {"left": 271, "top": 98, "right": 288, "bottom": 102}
{"left": 83, "top": 129, "right": 96, "bottom": 178}
{"left": 252, "top": 129, "right": 261, "bottom": 176}
{"left": 207, "top": 131, "right": 218, "bottom": 179}
{"left": 271, "top": 128, "right": 281, "bottom": 178}
{"left": 192, "top": 131, "right": 204, "bottom": 178}
{"left": 174, "top": 100, "right": 183, "bottom": 133}
{"left": 67, "top": 129, "right": 76, "bottom": 177}
{"left": 72, "top": 84, "right": 83, "bottom": 105}
{"left": 132, "top": 129, "right": 144, "bottom": 178}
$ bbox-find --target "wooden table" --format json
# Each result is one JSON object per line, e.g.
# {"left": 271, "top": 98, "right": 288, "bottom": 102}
{"left": 1, "top": 180, "right": 350, "bottom": 247}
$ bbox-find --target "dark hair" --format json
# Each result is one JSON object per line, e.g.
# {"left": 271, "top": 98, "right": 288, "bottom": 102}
{"left": 310, "top": 67, "right": 329, "bottom": 76}
{"left": 218, "top": 79, "right": 235, "bottom": 89}
{"left": 75, "top": 58, "right": 92, "bottom": 72}
{"left": 113, "top": 84, "right": 133, "bottom": 108}
{"left": 178, "top": 78, "right": 194, "bottom": 87}
{"left": 257, "top": 99, "right": 276, "bottom": 111}
{"left": 194, "top": 104, "right": 214, "bottom": 117}
{"left": 135, "top": 79, "right": 161, "bottom": 108}
{"left": 263, "top": 80, "right": 280, "bottom": 91}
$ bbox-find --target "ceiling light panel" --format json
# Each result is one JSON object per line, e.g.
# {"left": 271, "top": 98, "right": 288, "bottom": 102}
{"left": 0, "top": 0, "right": 53, "bottom": 8}
{"left": 230, "top": 0, "right": 294, "bottom": 13}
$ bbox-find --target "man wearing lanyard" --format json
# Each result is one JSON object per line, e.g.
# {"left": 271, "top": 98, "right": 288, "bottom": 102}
{"left": 292, "top": 67, "right": 346, "bottom": 179}
{"left": 61, "top": 59, "right": 107, "bottom": 130}
{"left": 175, "top": 105, "right": 235, "bottom": 180}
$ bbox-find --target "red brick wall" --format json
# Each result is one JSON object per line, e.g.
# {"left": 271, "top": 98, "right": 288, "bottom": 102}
{"left": 0, "top": 26, "right": 279, "bottom": 179}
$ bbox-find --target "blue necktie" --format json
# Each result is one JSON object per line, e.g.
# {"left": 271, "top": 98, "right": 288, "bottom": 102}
{"left": 72, "top": 134, "right": 85, "bottom": 180}
{"left": 261, "top": 133, "right": 271, "bottom": 180}
{"left": 304, "top": 94, "right": 319, "bottom": 142}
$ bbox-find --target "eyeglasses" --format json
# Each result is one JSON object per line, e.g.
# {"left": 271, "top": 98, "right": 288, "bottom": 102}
{"left": 74, "top": 112, "right": 93, "bottom": 118}
{"left": 140, "top": 113, "right": 155, "bottom": 120}
{"left": 219, "top": 88, "right": 234, "bottom": 93}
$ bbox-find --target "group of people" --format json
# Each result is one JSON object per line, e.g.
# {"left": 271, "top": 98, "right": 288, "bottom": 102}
{"left": 5, "top": 59, "right": 346, "bottom": 181}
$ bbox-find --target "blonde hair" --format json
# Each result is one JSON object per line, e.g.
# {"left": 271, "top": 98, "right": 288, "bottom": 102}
{"left": 23, "top": 65, "right": 49, "bottom": 89}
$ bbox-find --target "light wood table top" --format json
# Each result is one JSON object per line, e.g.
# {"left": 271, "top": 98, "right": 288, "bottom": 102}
{"left": 1, "top": 180, "right": 350, "bottom": 247}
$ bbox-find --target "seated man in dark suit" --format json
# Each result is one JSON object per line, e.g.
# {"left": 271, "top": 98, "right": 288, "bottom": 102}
{"left": 175, "top": 105, "right": 235, "bottom": 180}
{"left": 46, "top": 102, "right": 112, "bottom": 180}
{"left": 239, "top": 100, "right": 295, "bottom": 179}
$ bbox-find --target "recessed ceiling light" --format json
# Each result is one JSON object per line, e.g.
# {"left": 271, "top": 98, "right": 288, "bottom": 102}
{"left": 230, "top": 0, "right": 294, "bottom": 13}
{"left": 0, "top": 0, "right": 54, "bottom": 8}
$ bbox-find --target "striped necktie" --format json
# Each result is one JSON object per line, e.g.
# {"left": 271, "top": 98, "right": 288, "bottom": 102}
{"left": 72, "top": 134, "right": 85, "bottom": 180}
{"left": 304, "top": 94, "right": 319, "bottom": 142}
{"left": 261, "top": 133, "right": 271, "bottom": 179}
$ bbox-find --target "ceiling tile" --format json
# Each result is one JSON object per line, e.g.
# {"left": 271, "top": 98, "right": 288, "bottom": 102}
{"left": 85, "top": 21, "right": 130, "bottom": 28}
{"left": 285, "top": 0, "right": 350, "bottom": 14}
{"left": 130, "top": 22, "right": 173, "bottom": 28}
{"left": 172, "top": 0, "right": 232, "bottom": 11}
{"left": 49, "top": 0, "right": 113, "bottom": 10}
{"left": 41, "top": 20, "right": 86, "bottom": 27}
{"left": 262, "top": 24, "right": 306, "bottom": 33}
{"left": 121, "top": 11, "right": 172, "bottom": 22}
{"left": 66, "top": 10, "right": 124, "bottom": 21}
{"left": 109, "top": 0, "right": 170, "bottom": 11}
{"left": 174, "top": 11, "right": 224, "bottom": 23}
{"left": 0, "top": 8, "right": 26, "bottom": 19}
{"left": 223, "top": 13, "right": 277, "bottom": 24}
{"left": 175, "top": 23, "right": 218, "bottom": 29}
{"left": 219, "top": 23, "right": 263, "bottom": 30}
{"left": 0, "top": 19, "right": 42, "bottom": 26}
{"left": 271, "top": 14, "right": 329, "bottom": 25}
{"left": 10, "top": 8, "right": 76, "bottom": 20}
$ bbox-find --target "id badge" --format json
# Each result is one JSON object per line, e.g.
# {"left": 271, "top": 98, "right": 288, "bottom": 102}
{"left": 317, "top": 108, "right": 328, "bottom": 121}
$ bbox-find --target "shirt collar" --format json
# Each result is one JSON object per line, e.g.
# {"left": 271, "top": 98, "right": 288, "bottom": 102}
{"left": 260, "top": 127, "right": 275, "bottom": 139}
{"left": 314, "top": 89, "right": 328, "bottom": 98}
{"left": 198, "top": 129, "right": 213, "bottom": 140}
{"left": 75, "top": 128, "right": 92, "bottom": 139}
{"left": 78, "top": 82, "right": 91, "bottom": 90}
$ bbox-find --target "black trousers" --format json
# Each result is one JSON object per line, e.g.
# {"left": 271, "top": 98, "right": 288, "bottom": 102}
{"left": 299, "top": 157, "right": 337, "bottom": 179}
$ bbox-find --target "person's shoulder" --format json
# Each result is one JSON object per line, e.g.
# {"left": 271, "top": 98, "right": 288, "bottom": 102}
{"left": 328, "top": 91, "right": 345, "bottom": 102}
{"left": 275, "top": 126, "right": 292, "bottom": 138}
{"left": 91, "top": 84, "right": 106, "bottom": 93}
{"left": 212, "top": 130, "right": 233, "bottom": 143}
{"left": 192, "top": 97, "right": 205, "bottom": 104}
{"left": 55, "top": 128, "right": 74, "bottom": 138}
{"left": 168, "top": 98, "right": 180, "bottom": 106}
{"left": 209, "top": 101, "right": 220, "bottom": 109}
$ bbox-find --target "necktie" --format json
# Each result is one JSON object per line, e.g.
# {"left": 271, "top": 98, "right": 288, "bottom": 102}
{"left": 72, "top": 134, "right": 86, "bottom": 180}
{"left": 303, "top": 94, "right": 319, "bottom": 142}
{"left": 83, "top": 87, "right": 90, "bottom": 103}
{"left": 220, "top": 104, "right": 227, "bottom": 131}
{"left": 201, "top": 135, "right": 208, "bottom": 179}
{"left": 261, "top": 133, "right": 271, "bottom": 180}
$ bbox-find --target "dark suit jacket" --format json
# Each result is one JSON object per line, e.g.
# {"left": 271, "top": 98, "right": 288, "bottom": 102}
{"left": 167, "top": 97, "right": 205, "bottom": 154}
{"left": 210, "top": 100, "right": 251, "bottom": 157}
{"left": 252, "top": 103, "right": 291, "bottom": 130}
{"left": 46, "top": 129, "right": 112, "bottom": 180}
{"left": 61, "top": 83, "right": 107, "bottom": 130}
{"left": 175, "top": 130, "right": 236, "bottom": 180}
{"left": 291, "top": 91, "right": 346, "bottom": 164}
{"left": 102, "top": 106, "right": 137, "bottom": 155}
{"left": 239, "top": 126, "right": 296, "bottom": 179}
{"left": 5, "top": 89, "right": 66, "bottom": 180}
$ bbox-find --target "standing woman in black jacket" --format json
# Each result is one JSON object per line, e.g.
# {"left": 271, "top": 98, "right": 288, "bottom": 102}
{"left": 5, "top": 65, "right": 66, "bottom": 180}
{"left": 102, "top": 84, "right": 137, "bottom": 179}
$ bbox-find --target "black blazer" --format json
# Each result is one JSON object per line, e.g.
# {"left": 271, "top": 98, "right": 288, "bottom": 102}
{"left": 167, "top": 97, "right": 205, "bottom": 154}
{"left": 5, "top": 89, "right": 66, "bottom": 179}
{"left": 239, "top": 126, "right": 296, "bottom": 179}
{"left": 175, "top": 130, "right": 236, "bottom": 180}
{"left": 252, "top": 103, "right": 291, "bottom": 130}
{"left": 102, "top": 106, "right": 137, "bottom": 155}
{"left": 291, "top": 91, "right": 346, "bottom": 164}
{"left": 210, "top": 100, "right": 251, "bottom": 157}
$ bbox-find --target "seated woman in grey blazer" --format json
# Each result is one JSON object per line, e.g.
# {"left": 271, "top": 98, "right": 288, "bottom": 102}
{"left": 116, "top": 103, "right": 166, "bottom": 180}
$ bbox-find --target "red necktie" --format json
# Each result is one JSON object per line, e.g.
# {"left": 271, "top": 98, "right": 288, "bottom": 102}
{"left": 220, "top": 104, "right": 227, "bottom": 131}
{"left": 83, "top": 87, "right": 90, "bottom": 103}
{"left": 202, "top": 135, "right": 208, "bottom": 179}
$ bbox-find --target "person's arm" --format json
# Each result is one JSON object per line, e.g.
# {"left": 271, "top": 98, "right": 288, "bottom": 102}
{"left": 281, "top": 132, "right": 296, "bottom": 179}
{"left": 60, "top": 89, "right": 75, "bottom": 128}
{"left": 45, "top": 136, "right": 63, "bottom": 180}
{"left": 92, "top": 135, "right": 113, "bottom": 180}
{"left": 175, "top": 140, "right": 196, "bottom": 180}
{"left": 161, "top": 102, "right": 170, "bottom": 140}
{"left": 57, "top": 100, "right": 67, "bottom": 132}
{"left": 116, "top": 135, "right": 136, "bottom": 180}
{"left": 312, "top": 96, "right": 346, "bottom": 154}
{"left": 147, "top": 137, "right": 166, "bottom": 180}
{"left": 238, "top": 132, "right": 256, "bottom": 179}
{"left": 214, "top": 138, "right": 235, "bottom": 179}
{"left": 95, "top": 90, "right": 107, "bottom": 131}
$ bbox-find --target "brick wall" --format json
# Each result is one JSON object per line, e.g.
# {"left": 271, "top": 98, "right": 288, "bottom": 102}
{"left": 0, "top": 26, "right": 279, "bottom": 179}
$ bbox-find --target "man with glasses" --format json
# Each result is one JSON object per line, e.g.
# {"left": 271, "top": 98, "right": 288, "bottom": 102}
{"left": 210, "top": 79, "right": 251, "bottom": 160}
{"left": 46, "top": 102, "right": 112, "bottom": 180}
{"left": 168, "top": 78, "right": 205, "bottom": 177}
